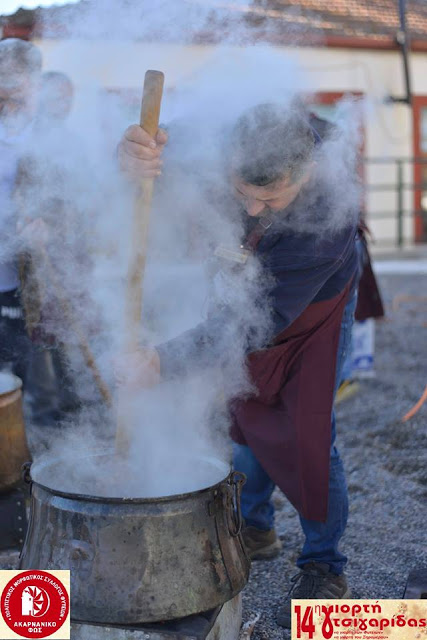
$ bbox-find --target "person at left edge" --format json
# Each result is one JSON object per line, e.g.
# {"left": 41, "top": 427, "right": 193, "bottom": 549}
{"left": 0, "top": 39, "right": 42, "bottom": 383}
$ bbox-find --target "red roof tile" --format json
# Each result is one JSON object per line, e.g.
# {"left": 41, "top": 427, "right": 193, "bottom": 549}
{"left": 1, "top": 1, "right": 426, "bottom": 47}
{"left": 258, "top": 0, "right": 427, "bottom": 40}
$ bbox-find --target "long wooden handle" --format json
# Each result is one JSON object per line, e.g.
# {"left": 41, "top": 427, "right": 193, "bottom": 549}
{"left": 125, "top": 70, "right": 165, "bottom": 348}
{"left": 116, "top": 70, "right": 164, "bottom": 455}
{"left": 40, "top": 248, "right": 112, "bottom": 407}
{"left": 140, "top": 70, "right": 164, "bottom": 138}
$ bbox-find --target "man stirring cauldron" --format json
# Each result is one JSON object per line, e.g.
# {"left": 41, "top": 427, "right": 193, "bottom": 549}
{"left": 116, "top": 103, "right": 359, "bottom": 628}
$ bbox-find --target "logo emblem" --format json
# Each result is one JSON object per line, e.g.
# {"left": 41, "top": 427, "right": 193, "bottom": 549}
{"left": 1, "top": 570, "right": 69, "bottom": 638}
{"left": 22, "top": 585, "right": 50, "bottom": 618}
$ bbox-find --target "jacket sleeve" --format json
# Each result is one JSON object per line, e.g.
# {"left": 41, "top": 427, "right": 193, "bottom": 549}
{"left": 156, "top": 305, "right": 239, "bottom": 379}
{"left": 156, "top": 254, "right": 343, "bottom": 380}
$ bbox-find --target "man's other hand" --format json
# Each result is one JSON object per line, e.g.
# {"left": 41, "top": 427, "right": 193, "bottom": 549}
{"left": 114, "top": 347, "right": 161, "bottom": 390}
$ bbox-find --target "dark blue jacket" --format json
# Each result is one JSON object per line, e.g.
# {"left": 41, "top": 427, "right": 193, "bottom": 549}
{"left": 257, "top": 204, "right": 358, "bottom": 336}
{"left": 157, "top": 184, "right": 359, "bottom": 378}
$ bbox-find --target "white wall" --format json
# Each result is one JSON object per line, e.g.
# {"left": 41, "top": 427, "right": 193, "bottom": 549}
{"left": 35, "top": 39, "right": 427, "bottom": 246}
{"left": 289, "top": 46, "right": 425, "bottom": 246}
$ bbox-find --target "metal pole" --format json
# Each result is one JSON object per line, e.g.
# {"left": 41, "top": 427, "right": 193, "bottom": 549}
{"left": 396, "top": 160, "right": 404, "bottom": 248}
{"left": 398, "top": 0, "right": 412, "bottom": 105}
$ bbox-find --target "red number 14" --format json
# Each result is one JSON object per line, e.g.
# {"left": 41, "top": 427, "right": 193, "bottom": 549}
{"left": 294, "top": 605, "right": 316, "bottom": 639}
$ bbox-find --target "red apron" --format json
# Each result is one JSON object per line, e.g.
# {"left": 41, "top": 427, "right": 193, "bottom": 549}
{"left": 231, "top": 284, "right": 351, "bottom": 522}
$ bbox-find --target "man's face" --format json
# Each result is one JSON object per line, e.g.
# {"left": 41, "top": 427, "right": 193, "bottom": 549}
{"left": 0, "top": 76, "right": 38, "bottom": 134}
{"left": 232, "top": 167, "right": 313, "bottom": 218}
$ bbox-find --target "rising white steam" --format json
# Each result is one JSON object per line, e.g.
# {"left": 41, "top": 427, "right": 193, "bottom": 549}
{"left": 12, "top": 0, "right": 362, "bottom": 496}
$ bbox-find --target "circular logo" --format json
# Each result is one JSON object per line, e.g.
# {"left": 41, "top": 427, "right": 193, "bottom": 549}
{"left": 1, "top": 571, "right": 69, "bottom": 638}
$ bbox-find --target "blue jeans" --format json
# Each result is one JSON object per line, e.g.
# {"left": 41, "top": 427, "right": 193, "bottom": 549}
{"left": 233, "top": 290, "right": 357, "bottom": 575}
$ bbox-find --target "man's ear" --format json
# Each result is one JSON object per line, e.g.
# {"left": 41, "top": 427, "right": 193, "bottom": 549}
{"left": 301, "top": 161, "right": 317, "bottom": 185}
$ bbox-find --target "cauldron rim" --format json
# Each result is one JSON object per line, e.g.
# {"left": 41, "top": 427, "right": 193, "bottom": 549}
{"left": 28, "top": 451, "right": 231, "bottom": 504}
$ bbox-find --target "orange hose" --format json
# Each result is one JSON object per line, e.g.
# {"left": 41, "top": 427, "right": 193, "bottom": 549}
{"left": 402, "top": 384, "right": 427, "bottom": 422}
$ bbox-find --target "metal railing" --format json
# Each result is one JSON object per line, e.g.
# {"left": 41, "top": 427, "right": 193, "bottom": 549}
{"left": 363, "top": 157, "right": 427, "bottom": 248}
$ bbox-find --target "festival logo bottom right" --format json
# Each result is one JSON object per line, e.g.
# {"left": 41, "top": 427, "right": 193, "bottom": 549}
{"left": 292, "top": 599, "right": 427, "bottom": 640}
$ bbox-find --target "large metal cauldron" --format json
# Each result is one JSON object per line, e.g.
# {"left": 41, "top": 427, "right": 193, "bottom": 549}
{"left": 0, "top": 372, "right": 30, "bottom": 493}
{"left": 20, "top": 453, "right": 250, "bottom": 624}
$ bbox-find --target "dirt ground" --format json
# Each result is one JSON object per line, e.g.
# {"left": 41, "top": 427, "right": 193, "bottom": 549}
{"left": 241, "top": 271, "right": 427, "bottom": 639}
{"left": 0, "top": 272, "right": 425, "bottom": 639}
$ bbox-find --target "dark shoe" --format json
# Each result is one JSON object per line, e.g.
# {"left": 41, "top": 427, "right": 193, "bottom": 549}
{"left": 277, "top": 562, "right": 351, "bottom": 628}
{"left": 242, "top": 526, "right": 282, "bottom": 561}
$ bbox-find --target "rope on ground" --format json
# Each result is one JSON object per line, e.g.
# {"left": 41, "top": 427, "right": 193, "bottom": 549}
{"left": 392, "top": 294, "right": 427, "bottom": 312}
{"left": 402, "top": 384, "right": 427, "bottom": 422}
{"left": 239, "top": 613, "right": 261, "bottom": 639}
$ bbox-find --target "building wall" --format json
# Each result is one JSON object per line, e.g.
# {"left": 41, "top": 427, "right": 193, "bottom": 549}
{"left": 34, "top": 39, "right": 427, "bottom": 246}
{"left": 293, "top": 47, "right": 426, "bottom": 246}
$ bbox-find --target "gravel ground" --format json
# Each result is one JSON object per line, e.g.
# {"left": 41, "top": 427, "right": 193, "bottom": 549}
{"left": 241, "top": 272, "right": 427, "bottom": 639}
{"left": 1, "top": 272, "right": 425, "bottom": 639}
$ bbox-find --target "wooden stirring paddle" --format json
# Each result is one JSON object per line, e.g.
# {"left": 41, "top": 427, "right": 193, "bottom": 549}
{"left": 115, "top": 70, "right": 165, "bottom": 456}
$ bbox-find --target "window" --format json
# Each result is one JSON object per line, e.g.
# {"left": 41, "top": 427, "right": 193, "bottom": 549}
{"left": 307, "top": 91, "right": 365, "bottom": 211}
{"left": 421, "top": 108, "right": 427, "bottom": 213}
{"left": 413, "top": 97, "right": 427, "bottom": 242}
{"left": 421, "top": 108, "right": 427, "bottom": 154}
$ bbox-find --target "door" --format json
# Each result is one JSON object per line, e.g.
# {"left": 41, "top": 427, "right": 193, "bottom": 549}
{"left": 413, "top": 97, "right": 427, "bottom": 242}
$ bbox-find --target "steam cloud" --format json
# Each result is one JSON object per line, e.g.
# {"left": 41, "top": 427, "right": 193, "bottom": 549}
{"left": 6, "top": 0, "right": 362, "bottom": 496}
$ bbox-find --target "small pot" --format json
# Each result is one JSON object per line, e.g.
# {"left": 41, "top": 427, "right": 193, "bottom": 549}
{"left": 0, "top": 372, "right": 30, "bottom": 493}
{"left": 20, "top": 453, "right": 250, "bottom": 624}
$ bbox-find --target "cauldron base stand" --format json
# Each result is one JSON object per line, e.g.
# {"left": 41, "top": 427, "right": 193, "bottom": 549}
{"left": 71, "top": 594, "right": 242, "bottom": 640}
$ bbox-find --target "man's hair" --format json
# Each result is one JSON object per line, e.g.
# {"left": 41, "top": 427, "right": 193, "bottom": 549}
{"left": 0, "top": 38, "right": 42, "bottom": 87}
{"left": 229, "top": 103, "right": 315, "bottom": 187}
